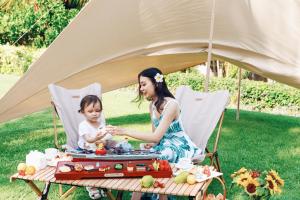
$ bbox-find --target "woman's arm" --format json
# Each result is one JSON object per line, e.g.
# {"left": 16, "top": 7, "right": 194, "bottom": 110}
{"left": 115, "top": 101, "right": 179, "bottom": 143}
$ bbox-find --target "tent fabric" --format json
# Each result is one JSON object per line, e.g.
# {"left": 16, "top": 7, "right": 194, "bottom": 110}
{"left": 48, "top": 83, "right": 104, "bottom": 149}
{"left": 0, "top": 0, "right": 300, "bottom": 123}
{"left": 175, "top": 86, "right": 230, "bottom": 150}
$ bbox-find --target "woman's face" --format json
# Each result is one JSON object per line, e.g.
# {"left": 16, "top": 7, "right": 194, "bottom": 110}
{"left": 139, "top": 76, "right": 156, "bottom": 100}
{"left": 82, "top": 102, "right": 101, "bottom": 123}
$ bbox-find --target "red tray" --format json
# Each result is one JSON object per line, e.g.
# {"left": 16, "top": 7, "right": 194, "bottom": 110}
{"left": 55, "top": 159, "right": 172, "bottom": 180}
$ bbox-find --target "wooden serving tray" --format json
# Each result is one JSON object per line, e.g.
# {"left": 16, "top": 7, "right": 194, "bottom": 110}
{"left": 55, "top": 159, "right": 172, "bottom": 180}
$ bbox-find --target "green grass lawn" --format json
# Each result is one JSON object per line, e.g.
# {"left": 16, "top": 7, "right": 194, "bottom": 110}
{"left": 0, "top": 84, "right": 299, "bottom": 199}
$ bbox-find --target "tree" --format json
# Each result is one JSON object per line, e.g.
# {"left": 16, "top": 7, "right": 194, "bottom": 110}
{"left": 0, "top": 0, "right": 79, "bottom": 47}
{"left": 0, "top": 0, "right": 89, "bottom": 11}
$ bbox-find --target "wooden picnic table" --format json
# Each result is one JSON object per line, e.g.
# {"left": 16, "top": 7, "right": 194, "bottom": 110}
{"left": 10, "top": 164, "right": 217, "bottom": 200}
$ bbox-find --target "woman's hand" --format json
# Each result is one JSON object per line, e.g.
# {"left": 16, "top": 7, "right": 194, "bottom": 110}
{"left": 111, "top": 127, "right": 127, "bottom": 136}
{"left": 104, "top": 125, "right": 116, "bottom": 134}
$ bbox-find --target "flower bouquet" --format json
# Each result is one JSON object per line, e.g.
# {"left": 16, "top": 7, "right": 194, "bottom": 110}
{"left": 231, "top": 167, "right": 284, "bottom": 199}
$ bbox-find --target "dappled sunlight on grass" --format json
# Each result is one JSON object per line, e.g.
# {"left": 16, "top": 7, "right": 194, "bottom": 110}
{"left": 277, "top": 147, "right": 300, "bottom": 159}
{"left": 3, "top": 138, "right": 26, "bottom": 146}
{"left": 219, "top": 127, "right": 234, "bottom": 136}
{"left": 103, "top": 90, "right": 148, "bottom": 118}
{"left": 2, "top": 128, "right": 62, "bottom": 148}
{"left": 107, "top": 113, "right": 150, "bottom": 126}
{"left": 288, "top": 127, "right": 300, "bottom": 135}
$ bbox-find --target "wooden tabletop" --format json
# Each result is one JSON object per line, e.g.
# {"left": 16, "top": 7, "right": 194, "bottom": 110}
{"left": 10, "top": 165, "right": 211, "bottom": 197}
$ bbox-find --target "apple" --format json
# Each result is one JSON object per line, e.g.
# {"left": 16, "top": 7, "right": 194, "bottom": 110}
{"left": 17, "top": 163, "right": 27, "bottom": 171}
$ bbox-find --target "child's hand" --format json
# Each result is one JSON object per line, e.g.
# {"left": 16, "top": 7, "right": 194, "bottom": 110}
{"left": 96, "top": 131, "right": 106, "bottom": 140}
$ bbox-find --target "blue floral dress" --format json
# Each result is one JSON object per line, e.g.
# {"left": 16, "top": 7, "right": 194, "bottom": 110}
{"left": 152, "top": 99, "right": 203, "bottom": 163}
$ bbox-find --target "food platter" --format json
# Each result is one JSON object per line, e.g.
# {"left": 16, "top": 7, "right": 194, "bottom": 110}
{"left": 55, "top": 159, "right": 172, "bottom": 180}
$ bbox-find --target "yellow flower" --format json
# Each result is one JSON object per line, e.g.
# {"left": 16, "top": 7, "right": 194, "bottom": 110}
{"left": 266, "top": 175, "right": 282, "bottom": 195}
{"left": 231, "top": 167, "right": 248, "bottom": 178}
{"left": 236, "top": 172, "right": 252, "bottom": 187}
{"left": 269, "top": 169, "right": 284, "bottom": 186}
{"left": 243, "top": 178, "right": 260, "bottom": 196}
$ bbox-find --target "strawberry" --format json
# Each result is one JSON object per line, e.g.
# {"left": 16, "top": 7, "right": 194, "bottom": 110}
{"left": 148, "top": 165, "right": 154, "bottom": 171}
{"left": 153, "top": 181, "right": 159, "bottom": 188}
{"left": 158, "top": 182, "right": 165, "bottom": 188}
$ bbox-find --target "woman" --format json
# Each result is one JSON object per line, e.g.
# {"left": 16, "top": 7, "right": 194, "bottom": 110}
{"left": 114, "top": 67, "right": 202, "bottom": 162}
{"left": 113, "top": 67, "right": 203, "bottom": 200}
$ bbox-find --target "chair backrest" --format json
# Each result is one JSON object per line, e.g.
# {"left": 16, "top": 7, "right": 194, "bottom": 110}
{"left": 175, "top": 86, "right": 230, "bottom": 150}
{"left": 48, "top": 83, "right": 104, "bottom": 149}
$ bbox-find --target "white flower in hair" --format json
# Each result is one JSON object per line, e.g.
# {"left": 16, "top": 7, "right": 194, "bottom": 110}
{"left": 154, "top": 73, "right": 164, "bottom": 83}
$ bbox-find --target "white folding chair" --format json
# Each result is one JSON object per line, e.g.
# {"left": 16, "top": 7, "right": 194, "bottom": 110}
{"left": 48, "top": 83, "right": 104, "bottom": 150}
{"left": 175, "top": 85, "right": 230, "bottom": 174}
{"left": 48, "top": 83, "right": 115, "bottom": 199}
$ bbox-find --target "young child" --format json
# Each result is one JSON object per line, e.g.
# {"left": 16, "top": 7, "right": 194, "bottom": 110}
{"left": 78, "top": 95, "right": 112, "bottom": 199}
{"left": 78, "top": 95, "right": 112, "bottom": 151}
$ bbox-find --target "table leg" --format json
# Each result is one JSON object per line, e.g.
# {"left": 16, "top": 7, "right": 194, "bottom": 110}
{"left": 38, "top": 182, "right": 51, "bottom": 200}
{"left": 103, "top": 188, "right": 115, "bottom": 200}
{"left": 116, "top": 191, "right": 123, "bottom": 200}
{"left": 59, "top": 186, "right": 77, "bottom": 199}
{"left": 25, "top": 180, "right": 42, "bottom": 196}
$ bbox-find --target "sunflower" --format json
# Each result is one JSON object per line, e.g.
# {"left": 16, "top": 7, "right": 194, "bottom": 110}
{"left": 266, "top": 175, "right": 282, "bottom": 195}
{"left": 243, "top": 178, "right": 260, "bottom": 196}
{"left": 231, "top": 167, "right": 248, "bottom": 178}
{"left": 236, "top": 172, "right": 252, "bottom": 187}
{"left": 269, "top": 169, "right": 284, "bottom": 186}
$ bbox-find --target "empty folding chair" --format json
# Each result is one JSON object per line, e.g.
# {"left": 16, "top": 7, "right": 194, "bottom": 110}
{"left": 175, "top": 85, "right": 230, "bottom": 174}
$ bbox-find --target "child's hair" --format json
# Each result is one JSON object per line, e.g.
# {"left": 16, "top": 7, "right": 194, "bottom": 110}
{"left": 78, "top": 95, "right": 102, "bottom": 113}
{"left": 136, "top": 67, "right": 174, "bottom": 112}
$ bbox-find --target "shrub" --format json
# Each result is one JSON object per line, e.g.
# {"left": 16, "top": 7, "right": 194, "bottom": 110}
{"left": 166, "top": 72, "right": 300, "bottom": 111}
{"left": 0, "top": 44, "right": 45, "bottom": 75}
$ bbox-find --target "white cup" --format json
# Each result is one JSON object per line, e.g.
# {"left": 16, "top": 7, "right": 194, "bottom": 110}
{"left": 45, "top": 148, "right": 58, "bottom": 160}
{"left": 178, "top": 158, "right": 192, "bottom": 166}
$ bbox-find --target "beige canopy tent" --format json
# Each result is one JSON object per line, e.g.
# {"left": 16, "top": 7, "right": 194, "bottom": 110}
{"left": 0, "top": 0, "right": 299, "bottom": 123}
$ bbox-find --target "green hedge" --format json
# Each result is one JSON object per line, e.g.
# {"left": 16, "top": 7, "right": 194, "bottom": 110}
{"left": 0, "top": 45, "right": 44, "bottom": 75}
{"left": 166, "top": 72, "right": 300, "bottom": 111}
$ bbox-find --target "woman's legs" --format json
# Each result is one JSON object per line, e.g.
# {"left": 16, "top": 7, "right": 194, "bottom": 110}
{"left": 159, "top": 194, "right": 168, "bottom": 200}
{"left": 131, "top": 192, "right": 142, "bottom": 200}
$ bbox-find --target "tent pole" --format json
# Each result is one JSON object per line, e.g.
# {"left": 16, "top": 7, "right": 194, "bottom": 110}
{"left": 236, "top": 67, "right": 242, "bottom": 120}
{"left": 204, "top": 0, "right": 216, "bottom": 92}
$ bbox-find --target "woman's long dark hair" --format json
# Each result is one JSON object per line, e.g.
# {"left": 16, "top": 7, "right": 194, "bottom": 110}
{"left": 136, "top": 67, "right": 174, "bottom": 113}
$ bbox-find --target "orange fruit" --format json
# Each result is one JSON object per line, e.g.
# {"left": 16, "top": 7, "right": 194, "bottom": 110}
{"left": 25, "top": 166, "right": 36, "bottom": 175}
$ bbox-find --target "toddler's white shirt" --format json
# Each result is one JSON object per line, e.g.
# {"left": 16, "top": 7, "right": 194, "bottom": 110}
{"left": 78, "top": 120, "right": 104, "bottom": 151}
